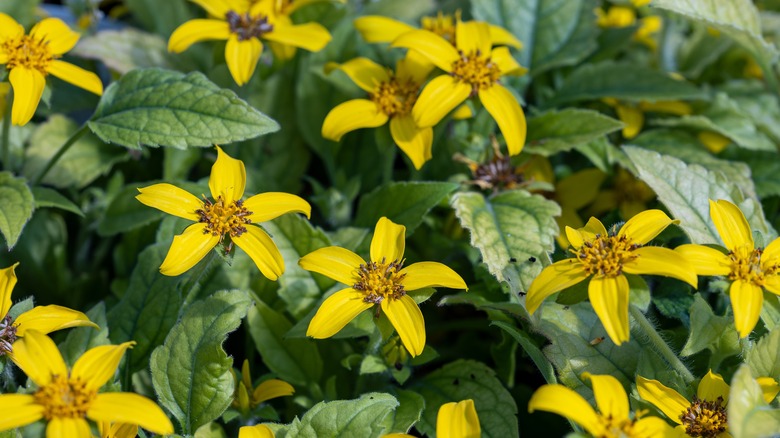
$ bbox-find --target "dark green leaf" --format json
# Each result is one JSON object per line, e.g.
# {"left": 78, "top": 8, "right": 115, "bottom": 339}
{"left": 0, "top": 171, "right": 34, "bottom": 249}
{"left": 31, "top": 187, "right": 83, "bottom": 217}
{"left": 525, "top": 109, "right": 623, "bottom": 156}
{"left": 274, "top": 393, "right": 398, "bottom": 437}
{"left": 746, "top": 327, "right": 780, "bottom": 379}
{"left": 59, "top": 302, "right": 110, "bottom": 366}
{"left": 355, "top": 182, "right": 459, "bottom": 232}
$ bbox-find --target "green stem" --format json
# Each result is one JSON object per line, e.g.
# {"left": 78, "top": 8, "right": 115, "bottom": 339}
{"left": 1, "top": 95, "right": 11, "bottom": 171}
{"left": 629, "top": 305, "right": 694, "bottom": 384}
{"left": 33, "top": 124, "right": 89, "bottom": 185}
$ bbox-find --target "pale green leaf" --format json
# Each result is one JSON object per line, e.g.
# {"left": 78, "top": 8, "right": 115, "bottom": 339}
{"left": 680, "top": 294, "right": 740, "bottom": 368}
{"left": 388, "top": 389, "right": 425, "bottom": 434}
{"left": 0, "top": 0, "right": 39, "bottom": 26}
{"left": 59, "top": 302, "right": 110, "bottom": 367}
{"left": 0, "top": 171, "right": 34, "bottom": 249}
{"left": 355, "top": 182, "right": 459, "bottom": 233}
{"left": 151, "top": 290, "right": 252, "bottom": 435}
{"left": 71, "top": 28, "right": 175, "bottom": 74}
{"left": 31, "top": 187, "right": 83, "bottom": 217}
{"left": 277, "top": 393, "right": 398, "bottom": 437}
{"left": 524, "top": 109, "right": 623, "bottom": 156}
{"left": 728, "top": 364, "right": 780, "bottom": 438}
{"left": 746, "top": 327, "right": 780, "bottom": 379}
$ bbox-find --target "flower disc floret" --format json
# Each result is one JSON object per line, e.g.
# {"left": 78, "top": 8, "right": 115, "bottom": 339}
{"left": 34, "top": 375, "right": 96, "bottom": 420}
{"left": 680, "top": 395, "right": 727, "bottom": 438}
{"left": 727, "top": 246, "right": 778, "bottom": 286}
{"left": 450, "top": 51, "right": 501, "bottom": 96}
{"left": 2, "top": 34, "right": 53, "bottom": 72}
{"left": 0, "top": 315, "right": 17, "bottom": 355}
{"left": 354, "top": 258, "right": 407, "bottom": 303}
{"left": 226, "top": 10, "right": 273, "bottom": 40}
{"left": 574, "top": 233, "right": 639, "bottom": 277}
{"left": 197, "top": 196, "right": 253, "bottom": 240}
{"left": 370, "top": 78, "right": 419, "bottom": 117}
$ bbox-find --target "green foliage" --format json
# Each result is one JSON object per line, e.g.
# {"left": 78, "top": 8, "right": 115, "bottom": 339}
{"left": 525, "top": 108, "right": 623, "bottom": 155}
{"left": 728, "top": 365, "right": 780, "bottom": 438}
{"left": 355, "top": 182, "right": 459, "bottom": 232}
{"left": 71, "top": 29, "right": 176, "bottom": 74}
{"left": 0, "top": 171, "right": 33, "bottom": 249}
{"left": 746, "top": 327, "right": 780, "bottom": 378}
{"left": 59, "top": 302, "right": 110, "bottom": 367}
{"left": 31, "top": 187, "right": 82, "bottom": 217}
{"left": 681, "top": 294, "right": 740, "bottom": 368}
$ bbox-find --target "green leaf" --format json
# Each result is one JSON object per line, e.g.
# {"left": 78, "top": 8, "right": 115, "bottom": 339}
{"left": 548, "top": 61, "right": 706, "bottom": 105}
{"left": 355, "top": 182, "right": 459, "bottom": 233}
{"left": 491, "top": 321, "right": 557, "bottom": 384}
{"left": 246, "top": 297, "right": 323, "bottom": 387}
{"left": 388, "top": 389, "right": 425, "bottom": 434}
{"left": 275, "top": 393, "right": 398, "bottom": 437}
{"left": 410, "top": 360, "right": 518, "bottom": 438}
{"left": 472, "top": 0, "right": 599, "bottom": 74}
{"left": 680, "top": 294, "right": 740, "bottom": 368}
{"left": 747, "top": 327, "right": 780, "bottom": 379}
{"left": 108, "top": 243, "right": 184, "bottom": 373}
{"left": 728, "top": 364, "right": 780, "bottom": 438}
{"left": 524, "top": 109, "right": 623, "bottom": 156}
{"left": 31, "top": 187, "right": 83, "bottom": 217}
{"left": 123, "top": 0, "right": 194, "bottom": 37}
{"left": 72, "top": 29, "right": 175, "bottom": 75}
{"left": 623, "top": 146, "right": 775, "bottom": 245}
{"left": 151, "top": 290, "right": 252, "bottom": 435}
{"left": 728, "top": 149, "right": 780, "bottom": 199}
{"left": 0, "top": 0, "right": 40, "bottom": 26}
{"left": 450, "top": 190, "right": 559, "bottom": 292}
{"left": 89, "top": 68, "right": 279, "bottom": 149}
{"left": 59, "top": 302, "right": 110, "bottom": 367}
{"left": 363, "top": 0, "right": 434, "bottom": 20}
{"left": 0, "top": 171, "right": 34, "bottom": 249}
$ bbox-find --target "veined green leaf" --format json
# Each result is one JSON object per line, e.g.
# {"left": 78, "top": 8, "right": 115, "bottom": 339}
{"left": 355, "top": 182, "right": 459, "bottom": 232}
{"left": 271, "top": 393, "right": 398, "bottom": 437}
{"left": 31, "top": 187, "right": 83, "bottom": 217}
{"left": 525, "top": 108, "right": 623, "bottom": 156}
{"left": 72, "top": 28, "right": 175, "bottom": 75}
{"left": 89, "top": 68, "right": 279, "bottom": 149}
{"left": 728, "top": 364, "right": 780, "bottom": 438}
{"left": 59, "top": 302, "right": 110, "bottom": 367}
{"left": 0, "top": 171, "right": 34, "bottom": 250}
{"left": 0, "top": 0, "right": 39, "bottom": 27}
{"left": 388, "top": 389, "right": 425, "bottom": 434}
{"left": 746, "top": 327, "right": 780, "bottom": 379}
{"left": 151, "top": 290, "right": 252, "bottom": 435}
{"left": 680, "top": 294, "right": 739, "bottom": 368}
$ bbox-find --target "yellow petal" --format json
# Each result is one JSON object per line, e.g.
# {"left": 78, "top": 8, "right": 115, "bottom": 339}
{"left": 0, "top": 13, "right": 24, "bottom": 41}
{"left": 298, "top": 246, "right": 364, "bottom": 286}
{"left": 478, "top": 84, "right": 527, "bottom": 156}
{"left": 241, "top": 359, "right": 252, "bottom": 391}
{"left": 636, "top": 376, "right": 689, "bottom": 424}
{"left": 757, "top": 377, "right": 780, "bottom": 403}
{"left": 583, "top": 373, "right": 629, "bottom": 422}
{"left": 566, "top": 217, "right": 609, "bottom": 249}
{"left": 698, "top": 131, "right": 731, "bottom": 154}
{"left": 307, "top": 288, "right": 372, "bottom": 338}
{"left": 412, "top": 75, "right": 471, "bottom": 127}
{"left": 556, "top": 168, "right": 606, "bottom": 211}
{"left": 14, "top": 305, "right": 98, "bottom": 336}
{"left": 232, "top": 226, "right": 284, "bottom": 281}
{"left": 761, "top": 237, "right": 780, "bottom": 266}
{"left": 47, "top": 60, "right": 103, "bottom": 95}
{"left": 264, "top": 22, "right": 331, "bottom": 52}
{"left": 675, "top": 244, "right": 731, "bottom": 276}
{"left": 167, "top": 19, "right": 231, "bottom": 53}
{"left": 191, "top": 0, "right": 236, "bottom": 17}
{"left": 710, "top": 199, "right": 753, "bottom": 250}
{"left": 528, "top": 384, "right": 602, "bottom": 436}
{"left": 244, "top": 192, "right": 311, "bottom": 223}
{"left": 764, "top": 275, "right": 780, "bottom": 296}
{"left": 488, "top": 24, "right": 522, "bottom": 48}
{"left": 253, "top": 379, "right": 295, "bottom": 404}
{"left": 622, "top": 246, "right": 698, "bottom": 288}
{"left": 525, "top": 259, "right": 590, "bottom": 314}
{"left": 47, "top": 417, "right": 91, "bottom": 438}
{"left": 729, "top": 280, "right": 763, "bottom": 338}
{"left": 395, "top": 50, "right": 435, "bottom": 84}
{"left": 400, "top": 261, "right": 467, "bottom": 291}
{"left": 618, "top": 209, "right": 677, "bottom": 245}
{"left": 615, "top": 103, "right": 644, "bottom": 139}
{"left": 333, "top": 57, "right": 390, "bottom": 93}
{"left": 392, "top": 30, "right": 460, "bottom": 72}
{"left": 389, "top": 115, "right": 432, "bottom": 170}
{"left": 456, "top": 20, "right": 491, "bottom": 56}
{"left": 9, "top": 66, "right": 45, "bottom": 126}
{"left": 269, "top": 41, "right": 297, "bottom": 61}
{"left": 697, "top": 370, "right": 731, "bottom": 403}
{"left": 437, "top": 399, "right": 481, "bottom": 438}
{"left": 382, "top": 295, "right": 425, "bottom": 357}
{"left": 0, "top": 262, "right": 19, "bottom": 320}
{"left": 638, "top": 100, "right": 692, "bottom": 116}
{"left": 225, "top": 34, "right": 263, "bottom": 86}
{"left": 135, "top": 183, "right": 202, "bottom": 221}
{"left": 72, "top": 341, "right": 135, "bottom": 391}
{"left": 0, "top": 394, "right": 43, "bottom": 431}
{"left": 239, "top": 424, "right": 275, "bottom": 438}
{"left": 88, "top": 393, "right": 174, "bottom": 436}
{"left": 30, "top": 18, "right": 80, "bottom": 55}
{"left": 321, "top": 99, "right": 389, "bottom": 141}
{"left": 370, "top": 217, "right": 406, "bottom": 263}
{"left": 589, "top": 275, "right": 630, "bottom": 345}
{"left": 210, "top": 145, "right": 246, "bottom": 204}
{"left": 632, "top": 417, "right": 676, "bottom": 438}
{"left": 159, "top": 223, "right": 220, "bottom": 276}
{"left": 555, "top": 207, "right": 584, "bottom": 248}
{"left": 10, "top": 329, "right": 67, "bottom": 387}
{"left": 490, "top": 46, "right": 526, "bottom": 76}
{"left": 354, "top": 16, "right": 414, "bottom": 43}
{"left": 104, "top": 422, "right": 138, "bottom": 438}
{"left": 451, "top": 104, "right": 473, "bottom": 120}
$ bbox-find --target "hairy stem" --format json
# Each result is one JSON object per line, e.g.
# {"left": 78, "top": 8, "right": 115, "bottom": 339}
{"left": 629, "top": 304, "right": 694, "bottom": 383}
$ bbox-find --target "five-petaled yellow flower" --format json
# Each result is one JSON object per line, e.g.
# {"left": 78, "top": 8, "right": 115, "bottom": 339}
{"left": 299, "top": 217, "right": 467, "bottom": 357}
{"left": 136, "top": 146, "right": 311, "bottom": 278}
{"left": 677, "top": 199, "right": 780, "bottom": 338}
{"left": 0, "top": 14, "right": 103, "bottom": 125}
{"left": 392, "top": 20, "right": 528, "bottom": 156}
{"left": 168, "top": 0, "right": 332, "bottom": 86}
{"left": 322, "top": 54, "right": 434, "bottom": 169}
{"left": 0, "top": 263, "right": 96, "bottom": 356}
{"left": 385, "top": 399, "right": 481, "bottom": 438}
{"left": 637, "top": 370, "right": 780, "bottom": 438}
{"left": 0, "top": 330, "right": 173, "bottom": 437}
{"left": 526, "top": 210, "right": 698, "bottom": 345}
{"left": 232, "top": 359, "right": 294, "bottom": 417}
{"left": 529, "top": 372, "right": 674, "bottom": 438}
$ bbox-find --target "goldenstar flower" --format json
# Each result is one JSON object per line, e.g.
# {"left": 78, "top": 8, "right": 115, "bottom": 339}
{"left": 232, "top": 359, "right": 294, "bottom": 416}
{"left": 321, "top": 54, "right": 434, "bottom": 169}
{"left": 168, "top": 0, "right": 332, "bottom": 85}
{"left": 677, "top": 199, "right": 780, "bottom": 337}
{"left": 261, "top": 0, "right": 343, "bottom": 61}
{"left": 595, "top": 0, "right": 661, "bottom": 50}
{"left": 0, "top": 330, "right": 173, "bottom": 437}
{"left": 384, "top": 399, "right": 480, "bottom": 438}
{"left": 529, "top": 373, "right": 674, "bottom": 438}
{"left": 136, "top": 146, "right": 311, "bottom": 278}
{"left": 602, "top": 98, "right": 692, "bottom": 139}
{"left": 0, "top": 263, "right": 97, "bottom": 356}
{"left": 299, "top": 217, "right": 467, "bottom": 357}
{"left": 637, "top": 370, "right": 780, "bottom": 438}
{"left": 526, "top": 210, "right": 698, "bottom": 344}
{"left": 240, "top": 424, "right": 274, "bottom": 438}
{"left": 0, "top": 14, "right": 103, "bottom": 125}
{"left": 392, "top": 20, "right": 528, "bottom": 156}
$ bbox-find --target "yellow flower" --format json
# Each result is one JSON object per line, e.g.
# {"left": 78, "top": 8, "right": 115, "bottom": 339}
{"left": 587, "top": 167, "right": 656, "bottom": 221}
{"left": 0, "top": 14, "right": 103, "bottom": 126}
{"left": 637, "top": 370, "right": 780, "bottom": 438}
{"left": 529, "top": 373, "right": 674, "bottom": 438}
{"left": 603, "top": 98, "right": 693, "bottom": 139}
{"left": 392, "top": 20, "right": 528, "bottom": 156}
{"left": 0, "top": 330, "right": 173, "bottom": 437}
{"left": 676, "top": 199, "right": 780, "bottom": 337}
{"left": 595, "top": 4, "right": 661, "bottom": 50}
{"left": 0, "top": 263, "right": 97, "bottom": 356}
{"left": 232, "top": 359, "right": 294, "bottom": 416}
{"left": 526, "top": 210, "right": 697, "bottom": 345}
{"left": 384, "top": 399, "right": 480, "bottom": 438}
{"left": 698, "top": 131, "right": 731, "bottom": 154}
{"left": 97, "top": 422, "right": 138, "bottom": 438}
{"left": 168, "top": 0, "right": 332, "bottom": 86}
{"left": 240, "top": 424, "right": 275, "bottom": 438}
{"left": 322, "top": 54, "right": 434, "bottom": 169}
{"left": 136, "top": 146, "right": 311, "bottom": 278}
{"left": 299, "top": 217, "right": 467, "bottom": 357}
